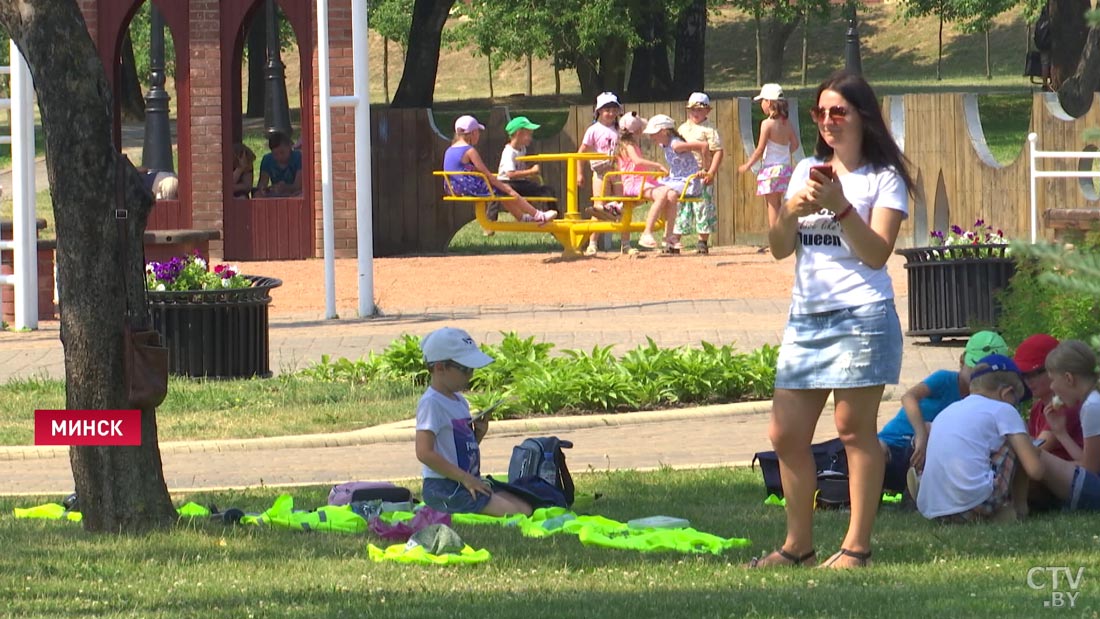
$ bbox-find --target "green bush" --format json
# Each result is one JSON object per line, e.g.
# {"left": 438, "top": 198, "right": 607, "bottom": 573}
{"left": 297, "top": 334, "right": 778, "bottom": 418}
{"left": 998, "top": 238, "right": 1100, "bottom": 345}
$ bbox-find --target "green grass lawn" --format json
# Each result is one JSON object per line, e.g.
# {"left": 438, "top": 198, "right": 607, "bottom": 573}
{"left": 1, "top": 466, "right": 1097, "bottom": 618}
{"left": 0, "top": 374, "right": 421, "bottom": 445}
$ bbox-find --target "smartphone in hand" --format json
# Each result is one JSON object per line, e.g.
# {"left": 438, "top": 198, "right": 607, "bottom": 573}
{"left": 471, "top": 399, "right": 505, "bottom": 422}
{"left": 810, "top": 164, "right": 836, "bottom": 181}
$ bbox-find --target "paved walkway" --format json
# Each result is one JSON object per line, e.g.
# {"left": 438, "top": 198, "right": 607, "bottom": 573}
{"left": 0, "top": 295, "right": 965, "bottom": 496}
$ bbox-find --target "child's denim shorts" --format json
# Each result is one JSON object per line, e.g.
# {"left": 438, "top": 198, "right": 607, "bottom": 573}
{"left": 775, "top": 299, "right": 902, "bottom": 390}
{"left": 1068, "top": 465, "right": 1100, "bottom": 511}
{"left": 422, "top": 477, "right": 491, "bottom": 514}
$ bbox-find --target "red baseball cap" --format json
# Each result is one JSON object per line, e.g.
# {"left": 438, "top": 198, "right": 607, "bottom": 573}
{"left": 1014, "top": 334, "right": 1059, "bottom": 373}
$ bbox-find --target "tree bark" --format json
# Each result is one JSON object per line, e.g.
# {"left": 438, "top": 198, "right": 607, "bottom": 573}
{"left": 0, "top": 0, "right": 176, "bottom": 533}
{"left": 245, "top": 4, "right": 267, "bottom": 118}
{"left": 391, "top": 0, "right": 456, "bottom": 108}
{"left": 1050, "top": 0, "right": 1091, "bottom": 92}
{"left": 118, "top": 32, "right": 145, "bottom": 122}
{"left": 672, "top": 0, "right": 706, "bottom": 99}
{"left": 760, "top": 16, "right": 800, "bottom": 84}
{"left": 627, "top": 6, "right": 673, "bottom": 101}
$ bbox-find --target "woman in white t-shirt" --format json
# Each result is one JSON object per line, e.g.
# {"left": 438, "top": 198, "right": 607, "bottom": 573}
{"left": 750, "top": 71, "right": 915, "bottom": 570}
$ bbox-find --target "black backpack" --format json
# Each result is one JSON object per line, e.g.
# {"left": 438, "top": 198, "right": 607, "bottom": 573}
{"left": 752, "top": 438, "right": 849, "bottom": 508}
{"left": 507, "top": 436, "right": 575, "bottom": 507}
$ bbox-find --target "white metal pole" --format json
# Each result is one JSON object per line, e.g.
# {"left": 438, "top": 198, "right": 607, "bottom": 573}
{"left": 11, "top": 41, "right": 36, "bottom": 329}
{"left": 352, "top": 0, "right": 375, "bottom": 318}
{"left": 1028, "top": 132, "right": 1038, "bottom": 244}
{"left": 317, "top": 0, "right": 337, "bottom": 319}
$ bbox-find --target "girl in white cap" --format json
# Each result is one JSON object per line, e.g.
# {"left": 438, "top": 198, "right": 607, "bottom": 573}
{"left": 578, "top": 93, "right": 623, "bottom": 255}
{"left": 442, "top": 114, "right": 557, "bottom": 224}
{"left": 638, "top": 114, "right": 708, "bottom": 252}
{"left": 739, "top": 83, "right": 799, "bottom": 230}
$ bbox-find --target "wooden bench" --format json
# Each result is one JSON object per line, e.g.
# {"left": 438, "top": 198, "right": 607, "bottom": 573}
{"left": 143, "top": 228, "right": 222, "bottom": 263}
{"left": 434, "top": 170, "right": 702, "bottom": 257}
{"left": 1044, "top": 208, "right": 1100, "bottom": 241}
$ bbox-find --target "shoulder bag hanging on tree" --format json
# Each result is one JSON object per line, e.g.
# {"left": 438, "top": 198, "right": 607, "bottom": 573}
{"left": 116, "top": 154, "right": 169, "bottom": 410}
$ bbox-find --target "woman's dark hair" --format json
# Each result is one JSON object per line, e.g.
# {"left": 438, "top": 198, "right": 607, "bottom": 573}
{"left": 813, "top": 70, "right": 914, "bottom": 197}
{"left": 769, "top": 99, "right": 789, "bottom": 119}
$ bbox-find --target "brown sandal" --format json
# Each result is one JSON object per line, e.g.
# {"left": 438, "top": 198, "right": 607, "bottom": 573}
{"left": 820, "top": 548, "right": 873, "bottom": 569}
{"left": 747, "top": 547, "right": 817, "bottom": 568}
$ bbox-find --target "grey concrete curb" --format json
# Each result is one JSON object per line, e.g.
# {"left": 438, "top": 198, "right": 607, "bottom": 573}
{"left": 0, "top": 399, "right": 774, "bottom": 462}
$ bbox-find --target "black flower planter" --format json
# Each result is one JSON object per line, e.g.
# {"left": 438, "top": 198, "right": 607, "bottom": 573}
{"left": 147, "top": 276, "right": 282, "bottom": 378}
{"left": 895, "top": 245, "right": 1016, "bottom": 342}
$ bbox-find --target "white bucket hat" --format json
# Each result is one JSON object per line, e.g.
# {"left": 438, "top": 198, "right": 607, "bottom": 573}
{"left": 642, "top": 114, "right": 676, "bottom": 134}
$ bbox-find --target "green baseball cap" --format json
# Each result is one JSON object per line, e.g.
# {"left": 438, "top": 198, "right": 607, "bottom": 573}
{"left": 964, "top": 330, "right": 1010, "bottom": 367}
{"left": 505, "top": 116, "right": 540, "bottom": 135}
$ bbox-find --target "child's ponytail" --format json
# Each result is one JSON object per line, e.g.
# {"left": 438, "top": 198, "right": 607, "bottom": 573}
{"left": 769, "top": 99, "right": 789, "bottom": 120}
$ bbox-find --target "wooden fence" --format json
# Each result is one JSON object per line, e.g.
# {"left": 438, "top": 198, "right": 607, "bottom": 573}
{"left": 370, "top": 92, "right": 1100, "bottom": 256}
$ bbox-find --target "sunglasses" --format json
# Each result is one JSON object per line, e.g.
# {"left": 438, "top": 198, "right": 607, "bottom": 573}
{"left": 810, "top": 105, "right": 852, "bottom": 123}
{"left": 446, "top": 361, "right": 475, "bottom": 375}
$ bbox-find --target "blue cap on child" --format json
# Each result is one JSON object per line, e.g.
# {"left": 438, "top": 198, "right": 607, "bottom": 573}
{"left": 971, "top": 353, "right": 1032, "bottom": 402}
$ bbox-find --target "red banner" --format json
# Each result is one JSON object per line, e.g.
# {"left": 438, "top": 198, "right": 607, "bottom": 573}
{"left": 34, "top": 410, "right": 142, "bottom": 446}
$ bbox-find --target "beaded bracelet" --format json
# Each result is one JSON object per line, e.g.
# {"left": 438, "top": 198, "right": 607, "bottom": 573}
{"left": 833, "top": 204, "right": 855, "bottom": 222}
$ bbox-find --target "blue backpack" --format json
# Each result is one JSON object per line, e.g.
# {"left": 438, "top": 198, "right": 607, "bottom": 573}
{"left": 507, "top": 436, "right": 575, "bottom": 507}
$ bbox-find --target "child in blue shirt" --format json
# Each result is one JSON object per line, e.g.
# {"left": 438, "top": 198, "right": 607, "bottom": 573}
{"left": 879, "top": 330, "right": 1009, "bottom": 493}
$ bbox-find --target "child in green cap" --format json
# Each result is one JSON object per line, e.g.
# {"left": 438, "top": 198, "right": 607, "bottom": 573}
{"left": 492, "top": 116, "right": 558, "bottom": 226}
{"left": 878, "top": 330, "right": 1010, "bottom": 494}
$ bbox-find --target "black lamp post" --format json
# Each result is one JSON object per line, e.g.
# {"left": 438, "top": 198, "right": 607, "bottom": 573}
{"left": 142, "top": 4, "right": 174, "bottom": 172}
{"left": 844, "top": 7, "right": 863, "bottom": 76}
{"left": 264, "top": 0, "right": 292, "bottom": 138}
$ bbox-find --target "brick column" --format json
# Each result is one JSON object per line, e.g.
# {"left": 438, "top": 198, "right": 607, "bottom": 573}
{"left": 313, "top": 0, "right": 358, "bottom": 258}
{"left": 189, "top": 0, "right": 224, "bottom": 257}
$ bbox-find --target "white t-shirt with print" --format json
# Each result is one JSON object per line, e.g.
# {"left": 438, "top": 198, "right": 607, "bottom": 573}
{"left": 497, "top": 144, "right": 527, "bottom": 180}
{"left": 783, "top": 157, "right": 909, "bottom": 314}
{"left": 1079, "top": 390, "right": 1100, "bottom": 438}
{"left": 917, "top": 393, "right": 1028, "bottom": 519}
{"left": 415, "top": 386, "right": 480, "bottom": 480}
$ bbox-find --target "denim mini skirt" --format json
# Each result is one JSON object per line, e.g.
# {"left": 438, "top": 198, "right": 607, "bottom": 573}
{"left": 774, "top": 299, "right": 902, "bottom": 390}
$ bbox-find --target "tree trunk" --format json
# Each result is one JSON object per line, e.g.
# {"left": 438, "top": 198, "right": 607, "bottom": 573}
{"left": 801, "top": 17, "right": 808, "bottom": 87}
{"left": 554, "top": 56, "right": 561, "bottom": 95}
{"left": 526, "top": 52, "right": 533, "bottom": 96}
{"left": 754, "top": 15, "right": 761, "bottom": 86}
{"left": 391, "top": 0, "right": 456, "bottom": 108}
{"left": 487, "top": 52, "right": 494, "bottom": 99}
{"left": 245, "top": 4, "right": 266, "bottom": 118}
{"left": 672, "top": 0, "right": 706, "bottom": 99}
{"left": 937, "top": 17, "right": 943, "bottom": 80}
{"left": 0, "top": 0, "right": 176, "bottom": 533}
{"left": 1050, "top": 0, "right": 1091, "bottom": 92}
{"left": 985, "top": 31, "right": 991, "bottom": 79}
{"left": 118, "top": 32, "right": 145, "bottom": 122}
{"left": 1056, "top": 26, "right": 1100, "bottom": 117}
{"left": 627, "top": 6, "right": 674, "bottom": 101}
{"left": 759, "top": 16, "right": 800, "bottom": 84}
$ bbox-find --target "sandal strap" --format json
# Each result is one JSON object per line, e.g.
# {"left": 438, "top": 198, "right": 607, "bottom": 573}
{"left": 839, "top": 548, "right": 872, "bottom": 562}
{"left": 776, "top": 547, "right": 817, "bottom": 564}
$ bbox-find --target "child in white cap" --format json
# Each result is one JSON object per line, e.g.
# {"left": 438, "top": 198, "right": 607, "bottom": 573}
{"left": 415, "top": 327, "right": 533, "bottom": 516}
{"left": 638, "top": 114, "right": 708, "bottom": 253}
{"left": 579, "top": 93, "right": 623, "bottom": 256}
{"left": 677, "top": 92, "right": 724, "bottom": 254}
{"left": 739, "top": 83, "right": 799, "bottom": 233}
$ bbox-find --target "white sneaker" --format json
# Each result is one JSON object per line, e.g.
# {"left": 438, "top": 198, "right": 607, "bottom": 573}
{"left": 906, "top": 466, "right": 921, "bottom": 500}
{"left": 584, "top": 244, "right": 598, "bottom": 257}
